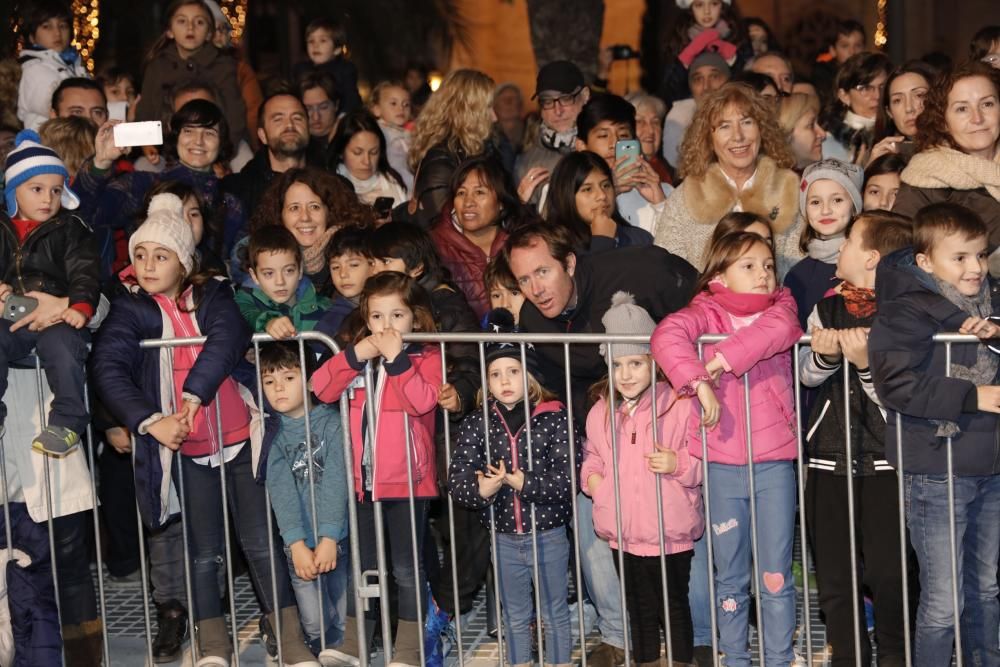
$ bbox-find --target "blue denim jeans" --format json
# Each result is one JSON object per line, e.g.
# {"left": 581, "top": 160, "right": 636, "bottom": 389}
{"left": 496, "top": 527, "right": 573, "bottom": 665}
{"left": 905, "top": 472, "right": 1000, "bottom": 666}
{"left": 689, "top": 531, "right": 713, "bottom": 647}
{"left": 284, "top": 539, "right": 349, "bottom": 653}
{"left": 708, "top": 461, "right": 796, "bottom": 667}
{"left": 577, "top": 493, "right": 627, "bottom": 649}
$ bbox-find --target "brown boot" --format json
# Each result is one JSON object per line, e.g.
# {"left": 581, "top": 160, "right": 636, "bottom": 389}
{"left": 588, "top": 642, "right": 627, "bottom": 667}
{"left": 63, "top": 619, "right": 104, "bottom": 667}
{"left": 387, "top": 619, "right": 422, "bottom": 667}
{"left": 267, "top": 606, "right": 321, "bottom": 666}
{"left": 195, "top": 616, "right": 232, "bottom": 666}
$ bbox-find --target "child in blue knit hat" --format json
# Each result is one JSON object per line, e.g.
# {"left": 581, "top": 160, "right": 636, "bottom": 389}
{"left": 0, "top": 129, "right": 99, "bottom": 456}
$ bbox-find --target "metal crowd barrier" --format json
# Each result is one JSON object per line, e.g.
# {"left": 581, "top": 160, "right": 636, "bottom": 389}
{"left": 0, "top": 330, "right": 991, "bottom": 666}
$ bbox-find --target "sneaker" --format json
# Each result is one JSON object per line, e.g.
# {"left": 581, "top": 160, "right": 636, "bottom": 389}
{"left": 259, "top": 614, "right": 278, "bottom": 659}
{"left": 32, "top": 425, "right": 80, "bottom": 457}
{"left": 107, "top": 569, "right": 143, "bottom": 589}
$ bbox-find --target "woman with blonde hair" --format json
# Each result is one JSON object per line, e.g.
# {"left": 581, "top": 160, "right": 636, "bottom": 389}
{"left": 653, "top": 82, "right": 804, "bottom": 277}
{"left": 408, "top": 69, "right": 502, "bottom": 228}
{"left": 778, "top": 92, "right": 826, "bottom": 172}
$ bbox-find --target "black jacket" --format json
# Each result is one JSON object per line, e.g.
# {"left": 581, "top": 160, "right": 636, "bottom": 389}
{"left": 223, "top": 149, "right": 277, "bottom": 219}
{"left": 449, "top": 400, "right": 580, "bottom": 533}
{"left": 869, "top": 248, "right": 1000, "bottom": 475}
{"left": 0, "top": 212, "right": 100, "bottom": 311}
{"left": 518, "top": 245, "right": 697, "bottom": 426}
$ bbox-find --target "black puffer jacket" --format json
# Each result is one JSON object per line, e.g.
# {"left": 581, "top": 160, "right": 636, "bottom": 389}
{"left": 0, "top": 212, "right": 101, "bottom": 311}
{"left": 449, "top": 400, "right": 580, "bottom": 533}
{"left": 869, "top": 248, "right": 1000, "bottom": 475}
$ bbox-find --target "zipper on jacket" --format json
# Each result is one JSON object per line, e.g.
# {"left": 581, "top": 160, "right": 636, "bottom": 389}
{"left": 494, "top": 404, "right": 526, "bottom": 534}
{"left": 12, "top": 218, "right": 60, "bottom": 294}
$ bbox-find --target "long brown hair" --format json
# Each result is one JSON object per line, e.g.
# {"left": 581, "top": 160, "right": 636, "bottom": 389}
{"left": 695, "top": 231, "right": 774, "bottom": 294}
{"left": 352, "top": 272, "right": 437, "bottom": 342}
{"left": 250, "top": 167, "right": 375, "bottom": 235}
{"left": 144, "top": 0, "right": 214, "bottom": 65}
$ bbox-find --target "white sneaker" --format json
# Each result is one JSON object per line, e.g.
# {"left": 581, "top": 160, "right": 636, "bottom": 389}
{"left": 318, "top": 648, "right": 361, "bottom": 667}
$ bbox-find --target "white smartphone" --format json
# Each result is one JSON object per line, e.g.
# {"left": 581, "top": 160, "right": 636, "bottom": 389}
{"left": 108, "top": 101, "right": 128, "bottom": 122}
{"left": 113, "top": 121, "right": 162, "bottom": 148}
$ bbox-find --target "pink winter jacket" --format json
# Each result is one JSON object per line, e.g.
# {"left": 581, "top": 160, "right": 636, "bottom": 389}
{"left": 312, "top": 344, "right": 442, "bottom": 501}
{"left": 582, "top": 383, "right": 705, "bottom": 556}
{"left": 651, "top": 288, "right": 802, "bottom": 465}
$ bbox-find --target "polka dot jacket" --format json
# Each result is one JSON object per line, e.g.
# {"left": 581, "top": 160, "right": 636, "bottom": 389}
{"left": 448, "top": 399, "right": 581, "bottom": 534}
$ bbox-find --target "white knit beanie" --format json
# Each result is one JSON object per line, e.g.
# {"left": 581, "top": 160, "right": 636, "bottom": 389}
{"left": 600, "top": 291, "right": 657, "bottom": 359}
{"left": 129, "top": 194, "right": 197, "bottom": 275}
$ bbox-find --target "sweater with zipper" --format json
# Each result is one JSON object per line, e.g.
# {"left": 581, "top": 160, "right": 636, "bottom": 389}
{"left": 234, "top": 278, "right": 331, "bottom": 333}
{"left": 449, "top": 399, "right": 580, "bottom": 533}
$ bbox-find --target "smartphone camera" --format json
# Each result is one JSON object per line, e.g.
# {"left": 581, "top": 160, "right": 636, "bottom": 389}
{"left": 609, "top": 44, "right": 639, "bottom": 61}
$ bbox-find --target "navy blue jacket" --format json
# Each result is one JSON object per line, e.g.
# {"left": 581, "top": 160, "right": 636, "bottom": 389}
{"left": 90, "top": 278, "right": 252, "bottom": 528}
{"left": 869, "top": 248, "right": 1000, "bottom": 475}
{"left": 784, "top": 256, "right": 838, "bottom": 330}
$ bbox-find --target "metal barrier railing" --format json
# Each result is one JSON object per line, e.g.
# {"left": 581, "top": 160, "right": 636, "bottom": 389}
{"left": 0, "top": 330, "right": 989, "bottom": 665}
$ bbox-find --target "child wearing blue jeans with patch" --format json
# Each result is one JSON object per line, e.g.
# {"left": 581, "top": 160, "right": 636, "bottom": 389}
{"left": 870, "top": 202, "right": 1000, "bottom": 666}
{"left": 261, "top": 341, "right": 350, "bottom": 660}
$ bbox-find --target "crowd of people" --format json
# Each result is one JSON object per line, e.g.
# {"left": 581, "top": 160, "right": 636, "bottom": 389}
{"left": 1, "top": 0, "right": 1000, "bottom": 665}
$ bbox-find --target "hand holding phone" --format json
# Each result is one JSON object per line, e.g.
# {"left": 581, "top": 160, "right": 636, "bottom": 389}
{"left": 373, "top": 196, "right": 395, "bottom": 219}
{"left": 615, "top": 139, "right": 642, "bottom": 172}
{"left": 113, "top": 121, "right": 163, "bottom": 148}
{"left": 3, "top": 295, "right": 39, "bottom": 323}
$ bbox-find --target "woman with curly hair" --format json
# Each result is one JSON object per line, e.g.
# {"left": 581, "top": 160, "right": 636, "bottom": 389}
{"left": 232, "top": 166, "right": 374, "bottom": 292}
{"left": 408, "top": 69, "right": 506, "bottom": 228}
{"left": 893, "top": 61, "right": 1000, "bottom": 269}
{"left": 653, "top": 82, "right": 803, "bottom": 276}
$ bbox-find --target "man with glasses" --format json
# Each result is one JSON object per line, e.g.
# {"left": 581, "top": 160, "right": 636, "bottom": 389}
{"left": 298, "top": 69, "right": 342, "bottom": 167}
{"left": 515, "top": 60, "right": 590, "bottom": 207}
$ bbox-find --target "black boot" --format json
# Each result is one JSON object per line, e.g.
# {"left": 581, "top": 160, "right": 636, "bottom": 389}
{"left": 152, "top": 599, "right": 188, "bottom": 663}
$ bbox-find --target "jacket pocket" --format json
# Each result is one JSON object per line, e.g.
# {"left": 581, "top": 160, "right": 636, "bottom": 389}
{"left": 409, "top": 419, "right": 432, "bottom": 483}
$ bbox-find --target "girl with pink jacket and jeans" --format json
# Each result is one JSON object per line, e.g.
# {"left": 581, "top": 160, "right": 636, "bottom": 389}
{"left": 583, "top": 292, "right": 704, "bottom": 666}
{"left": 651, "top": 233, "right": 802, "bottom": 667}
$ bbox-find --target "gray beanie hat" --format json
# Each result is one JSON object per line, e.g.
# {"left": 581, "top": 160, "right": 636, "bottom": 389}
{"left": 600, "top": 291, "right": 656, "bottom": 359}
{"left": 799, "top": 158, "right": 864, "bottom": 217}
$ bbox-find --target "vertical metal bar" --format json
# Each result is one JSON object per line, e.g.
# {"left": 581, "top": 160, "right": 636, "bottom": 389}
{"left": 297, "top": 337, "right": 325, "bottom": 652}
{"left": 562, "top": 343, "right": 586, "bottom": 667}
{"left": 842, "top": 363, "right": 862, "bottom": 667}
{"left": 253, "top": 338, "right": 284, "bottom": 666}
{"left": 649, "top": 361, "right": 674, "bottom": 665}
{"left": 81, "top": 384, "right": 112, "bottom": 666}
{"left": 438, "top": 341, "right": 465, "bottom": 666}
{"left": 697, "top": 342, "right": 720, "bottom": 666}
{"left": 518, "top": 343, "right": 545, "bottom": 667}
{"left": 895, "top": 417, "right": 912, "bottom": 666}
{"left": 944, "top": 342, "right": 963, "bottom": 667}
{"left": 213, "top": 400, "right": 240, "bottom": 666}
{"left": 478, "top": 342, "right": 505, "bottom": 667}
{"left": 402, "top": 414, "right": 426, "bottom": 667}
{"left": 362, "top": 363, "right": 393, "bottom": 663}
{"left": 340, "top": 390, "right": 368, "bottom": 666}
{"left": 604, "top": 343, "right": 631, "bottom": 667}
{"left": 0, "top": 403, "right": 14, "bottom": 560}
{"left": 742, "top": 374, "right": 765, "bottom": 665}
{"left": 174, "top": 428, "right": 198, "bottom": 662}
{"left": 792, "top": 344, "right": 813, "bottom": 664}
{"left": 132, "top": 434, "right": 155, "bottom": 667}
{"left": 34, "top": 357, "right": 65, "bottom": 665}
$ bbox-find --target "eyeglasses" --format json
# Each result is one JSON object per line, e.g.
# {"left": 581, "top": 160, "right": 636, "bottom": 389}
{"left": 853, "top": 82, "right": 886, "bottom": 96}
{"left": 538, "top": 90, "right": 581, "bottom": 111}
{"left": 306, "top": 101, "right": 335, "bottom": 115}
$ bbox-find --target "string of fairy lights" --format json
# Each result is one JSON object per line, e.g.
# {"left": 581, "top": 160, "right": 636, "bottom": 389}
{"left": 64, "top": 0, "right": 249, "bottom": 73}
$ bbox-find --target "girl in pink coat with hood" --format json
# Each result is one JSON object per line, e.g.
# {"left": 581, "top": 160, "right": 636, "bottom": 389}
{"left": 651, "top": 232, "right": 802, "bottom": 667}
{"left": 583, "top": 292, "right": 704, "bottom": 667}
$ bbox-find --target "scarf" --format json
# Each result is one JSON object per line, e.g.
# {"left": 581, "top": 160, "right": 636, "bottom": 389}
{"left": 336, "top": 164, "right": 381, "bottom": 197}
{"left": 540, "top": 123, "right": 577, "bottom": 152}
{"left": 930, "top": 275, "right": 999, "bottom": 437}
{"left": 807, "top": 233, "right": 845, "bottom": 264}
{"left": 901, "top": 146, "right": 1000, "bottom": 203}
{"left": 707, "top": 280, "right": 776, "bottom": 317}
{"left": 302, "top": 227, "right": 337, "bottom": 276}
{"left": 59, "top": 47, "right": 80, "bottom": 66}
{"left": 840, "top": 281, "right": 876, "bottom": 319}
{"left": 688, "top": 19, "right": 732, "bottom": 42}
{"left": 843, "top": 110, "right": 875, "bottom": 131}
